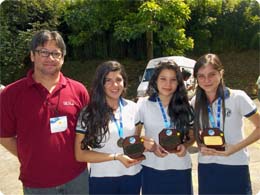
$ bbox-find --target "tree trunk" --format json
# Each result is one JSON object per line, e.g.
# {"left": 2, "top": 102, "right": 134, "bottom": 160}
{"left": 146, "top": 31, "right": 153, "bottom": 60}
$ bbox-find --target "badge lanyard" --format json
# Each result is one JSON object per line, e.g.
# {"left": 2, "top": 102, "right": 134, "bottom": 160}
{"left": 207, "top": 97, "right": 222, "bottom": 129}
{"left": 156, "top": 96, "right": 171, "bottom": 128}
{"left": 111, "top": 98, "right": 123, "bottom": 139}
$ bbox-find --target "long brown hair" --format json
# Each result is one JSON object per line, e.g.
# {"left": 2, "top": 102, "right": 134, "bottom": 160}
{"left": 147, "top": 61, "right": 194, "bottom": 134}
{"left": 80, "top": 61, "right": 128, "bottom": 149}
{"left": 193, "top": 54, "right": 226, "bottom": 144}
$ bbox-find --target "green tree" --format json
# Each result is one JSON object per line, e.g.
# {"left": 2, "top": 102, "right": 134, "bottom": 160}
{"left": 186, "top": 0, "right": 260, "bottom": 54}
{"left": 214, "top": 0, "right": 260, "bottom": 51}
{"left": 64, "top": 0, "right": 132, "bottom": 59}
{"left": 64, "top": 0, "right": 193, "bottom": 60}
{"left": 0, "top": 0, "right": 66, "bottom": 85}
{"left": 114, "top": 0, "right": 194, "bottom": 59}
{"left": 186, "top": 0, "right": 223, "bottom": 54}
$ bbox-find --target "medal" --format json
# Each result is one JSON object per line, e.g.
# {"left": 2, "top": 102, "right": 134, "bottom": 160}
{"left": 111, "top": 98, "right": 125, "bottom": 148}
{"left": 117, "top": 138, "right": 124, "bottom": 147}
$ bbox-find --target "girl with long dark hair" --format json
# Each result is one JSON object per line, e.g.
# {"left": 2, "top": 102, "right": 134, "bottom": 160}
{"left": 192, "top": 53, "right": 260, "bottom": 194}
{"left": 135, "top": 60, "right": 195, "bottom": 194}
{"left": 74, "top": 61, "right": 142, "bottom": 194}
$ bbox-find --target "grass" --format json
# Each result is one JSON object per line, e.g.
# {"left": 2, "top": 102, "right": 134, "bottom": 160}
{"left": 62, "top": 50, "right": 259, "bottom": 99}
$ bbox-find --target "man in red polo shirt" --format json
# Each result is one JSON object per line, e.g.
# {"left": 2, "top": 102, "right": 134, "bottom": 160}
{"left": 0, "top": 30, "right": 89, "bottom": 194}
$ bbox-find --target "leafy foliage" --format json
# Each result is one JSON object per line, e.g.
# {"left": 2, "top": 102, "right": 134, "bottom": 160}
{"left": 0, "top": 0, "right": 259, "bottom": 87}
{"left": 0, "top": 0, "right": 66, "bottom": 84}
{"left": 114, "top": 0, "right": 194, "bottom": 56}
{"left": 186, "top": 0, "right": 260, "bottom": 54}
{"left": 64, "top": 0, "right": 130, "bottom": 59}
{"left": 64, "top": 0, "right": 193, "bottom": 59}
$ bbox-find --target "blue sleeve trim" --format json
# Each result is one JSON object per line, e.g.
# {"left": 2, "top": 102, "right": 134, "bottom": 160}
{"left": 135, "top": 121, "right": 143, "bottom": 126}
{"left": 244, "top": 108, "right": 257, "bottom": 118}
{"left": 75, "top": 128, "right": 87, "bottom": 134}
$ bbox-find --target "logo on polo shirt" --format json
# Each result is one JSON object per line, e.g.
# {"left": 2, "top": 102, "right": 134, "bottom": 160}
{"left": 225, "top": 108, "right": 232, "bottom": 117}
{"left": 63, "top": 101, "right": 75, "bottom": 106}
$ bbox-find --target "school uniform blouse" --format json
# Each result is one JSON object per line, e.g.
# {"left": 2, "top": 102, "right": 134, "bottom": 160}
{"left": 135, "top": 97, "right": 192, "bottom": 170}
{"left": 76, "top": 98, "right": 142, "bottom": 177}
{"left": 191, "top": 88, "right": 257, "bottom": 165}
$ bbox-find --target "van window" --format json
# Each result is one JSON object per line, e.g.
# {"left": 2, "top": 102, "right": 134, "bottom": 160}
{"left": 143, "top": 68, "right": 155, "bottom": 82}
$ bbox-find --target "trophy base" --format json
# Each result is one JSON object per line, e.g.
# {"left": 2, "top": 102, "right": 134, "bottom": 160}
{"left": 162, "top": 144, "right": 180, "bottom": 153}
{"left": 168, "top": 149, "right": 180, "bottom": 153}
{"left": 131, "top": 154, "right": 146, "bottom": 161}
{"left": 207, "top": 145, "right": 225, "bottom": 151}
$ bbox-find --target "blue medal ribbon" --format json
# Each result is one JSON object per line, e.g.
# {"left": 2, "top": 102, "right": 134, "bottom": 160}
{"left": 207, "top": 97, "right": 222, "bottom": 129}
{"left": 156, "top": 96, "right": 171, "bottom": 128}
{"left": 111, "top": 98, "right": 123, "bottom": 138}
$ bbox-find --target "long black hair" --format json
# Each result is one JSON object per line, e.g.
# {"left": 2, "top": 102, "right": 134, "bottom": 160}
{"left": 193, "top": 53, "right": 226, "bottom": 144}
{"left": 147, "top": 60, "right": 194, "bottom": 135}
{"left": 80, "top": 61, "right": 127, "bottom": 149}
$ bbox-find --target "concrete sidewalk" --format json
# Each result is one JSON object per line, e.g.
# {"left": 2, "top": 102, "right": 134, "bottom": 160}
{"left": 0, "top": 100, "right": 260, "bottom": 195}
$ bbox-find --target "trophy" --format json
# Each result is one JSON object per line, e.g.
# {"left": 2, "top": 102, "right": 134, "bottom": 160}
{"left": 122, "top": 135, "right": 146, "bottom": 160}
{"left": 159, "top": 128, "right": 182, "bottom": 153}
{"left": 200, "top": 128, "right": 225, "bottom": 151}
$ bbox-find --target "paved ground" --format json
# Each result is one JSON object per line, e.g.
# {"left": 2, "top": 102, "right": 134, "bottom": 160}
{"left": 0, "top": 100, "right": 260, "bottom": 195}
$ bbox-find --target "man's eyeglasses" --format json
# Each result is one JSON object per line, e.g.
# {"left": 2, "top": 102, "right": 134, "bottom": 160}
{"left": 34, "top": 49, "right": 63, "bottom": 59}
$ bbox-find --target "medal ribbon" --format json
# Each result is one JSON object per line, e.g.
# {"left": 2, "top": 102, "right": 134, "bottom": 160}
{"left": 207, "top": 97, "right": 222, "bottom": 129}
{"left": 156, "top": 96, "right": 171, "bottom": 128}
{"left": 111, "top": 98, "right": 123, "bottom": 138}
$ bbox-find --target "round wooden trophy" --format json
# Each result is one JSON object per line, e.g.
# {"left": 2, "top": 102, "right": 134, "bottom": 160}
{"left": 200, "top": 128, "right": 225, "bottom": 151}
{"left": 122, "top": 135, "right": 145, "bottom": 160}
{"left": 159, "top": 128, "right": 182, "bottom": 153}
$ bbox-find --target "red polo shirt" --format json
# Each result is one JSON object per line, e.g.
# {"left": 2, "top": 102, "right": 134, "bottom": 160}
{"left": 0, "top": 69, "right": 89, "bottom": 188}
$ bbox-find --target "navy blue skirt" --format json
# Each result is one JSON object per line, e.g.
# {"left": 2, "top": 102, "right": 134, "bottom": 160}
{"left": 89, "top": 171, "right": 141, "bottom": 194}
{"left": 198, "top": 163, "right": 252, "bottom": 195}
{"left": 142, "top": 165, "right": 193, "bottom": 195}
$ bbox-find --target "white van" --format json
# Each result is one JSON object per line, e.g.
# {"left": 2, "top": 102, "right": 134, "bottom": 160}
{"left": 137, "top": 56, "right": 196, "bottom": 97}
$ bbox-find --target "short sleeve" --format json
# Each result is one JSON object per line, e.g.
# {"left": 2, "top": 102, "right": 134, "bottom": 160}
{"left": 236, "top": 90, "right": 257, "bottom": 117}
{"left": 135, "top": 97, "right": 146, "bottom": 126}
{"left": 0, "top": 87, "right": 17, "bottom": 137}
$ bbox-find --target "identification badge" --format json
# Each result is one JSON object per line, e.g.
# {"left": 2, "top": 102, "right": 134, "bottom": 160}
{"left": 159, "top": 128, "right": 182, "bottom": 153}
{"left": 200, "top": 128, "right": 225, "bottom": 151}
{"left": 122, "top": 135, "right": 145, "bottom": 160}
{"left": 50, "top": 116, "right": 68, "bottom": 133}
